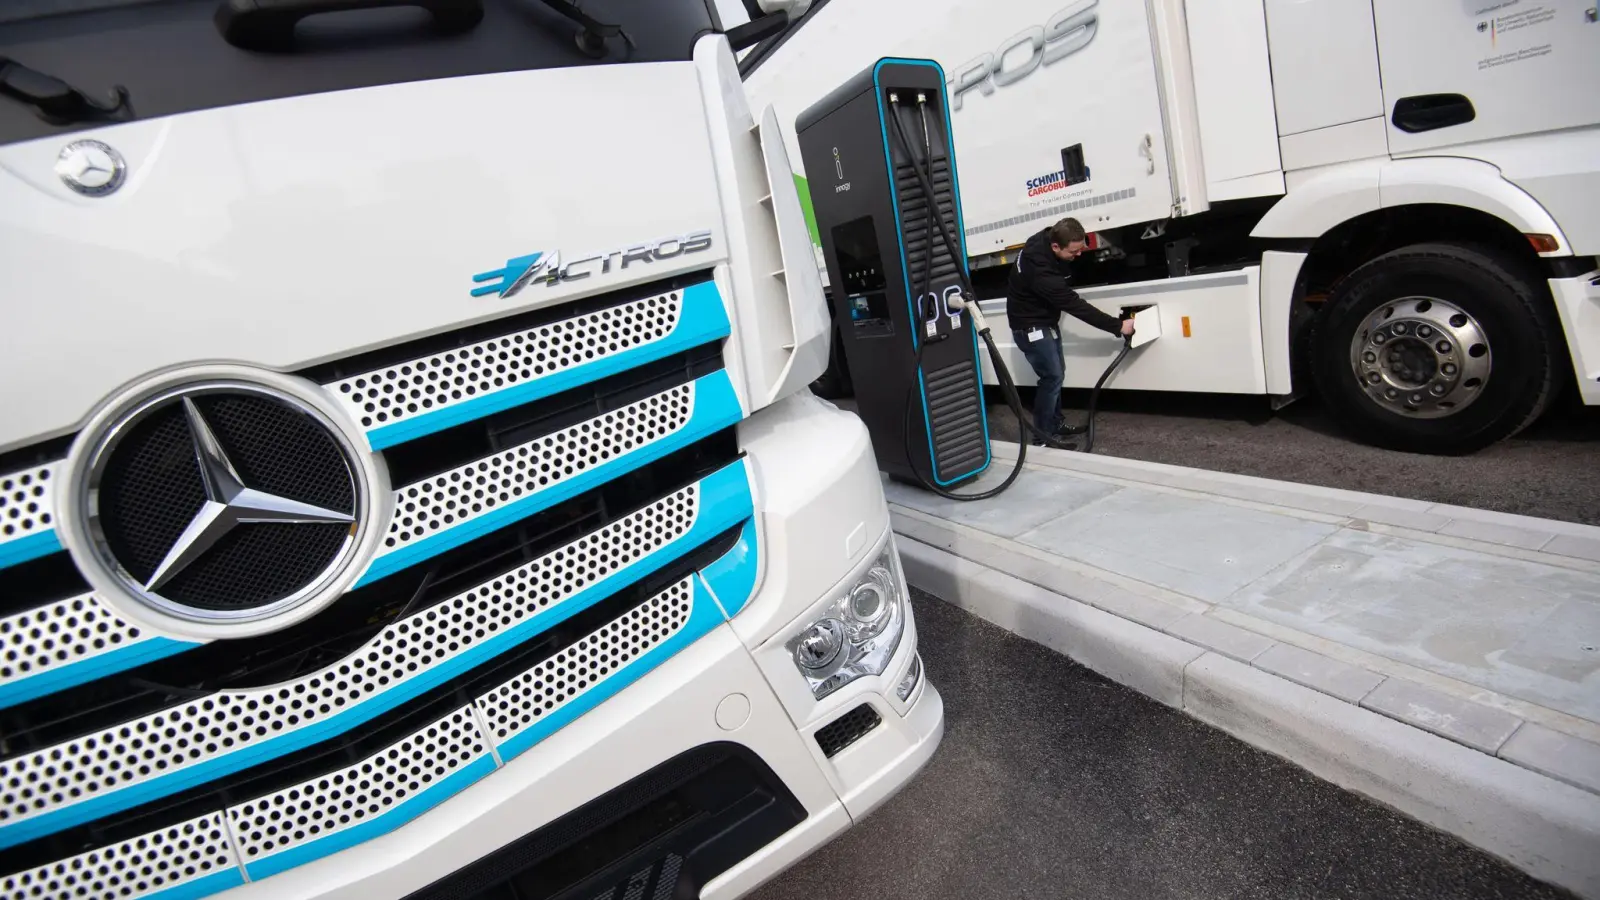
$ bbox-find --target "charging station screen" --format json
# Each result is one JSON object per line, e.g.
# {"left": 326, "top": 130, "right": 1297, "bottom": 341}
{"left": 832, "top": 216, "right": 891, "bottom": 334}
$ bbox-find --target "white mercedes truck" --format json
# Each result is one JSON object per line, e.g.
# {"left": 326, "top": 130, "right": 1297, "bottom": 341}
{"left": 0, "top": 2, "right": 941, "bottom": 898}
{"left": 741, "top": 0, "right": 1600, "bottom": 454}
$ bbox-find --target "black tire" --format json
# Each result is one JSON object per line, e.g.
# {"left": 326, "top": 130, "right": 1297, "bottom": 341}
{"left": 809, "top": 316, "right": 854, "bottom": 399}
{"left": 1310, "top": 243, "right": 1558, "bottom": 455}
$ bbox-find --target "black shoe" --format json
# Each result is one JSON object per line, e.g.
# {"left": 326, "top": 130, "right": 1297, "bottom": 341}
{"left": 1055, "top": 423, "right": 1087, "bottom": 437}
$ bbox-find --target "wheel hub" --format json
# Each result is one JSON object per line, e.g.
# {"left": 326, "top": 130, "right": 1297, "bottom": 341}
{"left": 1350, "top": 296, "right": 1490, "bottom": 419}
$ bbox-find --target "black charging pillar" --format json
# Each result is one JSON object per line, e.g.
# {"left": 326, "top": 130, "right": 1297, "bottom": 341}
{"left": 797, "top": 57, "right": 990, "bottom": 487}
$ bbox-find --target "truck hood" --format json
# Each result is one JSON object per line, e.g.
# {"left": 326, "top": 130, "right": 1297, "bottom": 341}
{"left": 0, "top": 63, "right": 728, "bottom": 452}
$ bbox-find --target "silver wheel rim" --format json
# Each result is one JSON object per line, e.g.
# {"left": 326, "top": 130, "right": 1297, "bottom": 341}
{"left": 1349, "top": 296, "right": 1491, "bottom": 419}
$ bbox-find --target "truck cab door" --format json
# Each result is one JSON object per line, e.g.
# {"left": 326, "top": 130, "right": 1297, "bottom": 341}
{"left": 1373, "top": 0, "right": 1600, "bottom": 154}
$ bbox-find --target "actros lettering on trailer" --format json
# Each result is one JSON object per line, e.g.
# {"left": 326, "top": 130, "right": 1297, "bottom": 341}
{"left": 948, "top": 0, "right": 1099, "bottom": 111}
{"left": 472, "top": 230, "right": 714, "bottom": 299}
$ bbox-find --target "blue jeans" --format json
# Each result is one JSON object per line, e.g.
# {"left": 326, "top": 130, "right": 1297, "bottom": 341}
{"left": 1014, "top": 326, "right": 1064, "bottom": 442}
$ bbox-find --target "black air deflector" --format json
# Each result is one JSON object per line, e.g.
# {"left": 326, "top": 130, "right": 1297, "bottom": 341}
{"left": 402, "top": 743, "right": 805, "bottom": 900}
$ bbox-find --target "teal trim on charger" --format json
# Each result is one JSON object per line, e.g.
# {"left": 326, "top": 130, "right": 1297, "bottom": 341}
{"left": 871, "top": 57, "right": 992, "bottom": 487}
{"left": 0, "top": 530, "right": 62, "bottom": 570}
{"left": 496, "top": 578, "right": 726, "bottom": 762}
{"left": 144, "top": 867, "right": 247, "bottom": 900}
{"left": 356, "top": 369, "right": 745, "bottom": 588}
{"left": 243, "top": 754, "right": 497, "bottom": 882}
{"left": 700, "top": 517, "right": 759, "bottom": 618}
{"left": 0, "top": 635, "right": 198, "bottom": 710}
{"left": 0, "top": 459, "right": 753, "bottom": 852}
{"left": 364, "top": 281, "right": 731, "bottom": 451}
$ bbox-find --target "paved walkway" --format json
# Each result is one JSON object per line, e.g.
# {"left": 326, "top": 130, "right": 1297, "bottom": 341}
{"left": 884, "top": 442, "right": 1600, "bottom": 797}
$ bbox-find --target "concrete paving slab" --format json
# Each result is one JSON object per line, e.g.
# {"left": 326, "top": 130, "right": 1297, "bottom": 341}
{"left": 1547, "top": 534, "right": 1600, "bottom": 564}
{"left": 897, "top": 534, "right": 1600, "bottom": 898}
{"left": 882, "top": 466, "right": 1120, "bottom": 538}
{"left": 1252, "top": 642, "right": 1388, "bottom": 704}
{"left": 1440, "top": 517, "right": 1556, "bottom": 551}
{"left": 1185, "top": 654, "right": 1600, "bottom": 900}
{"left": 1499, "top": 723, "right": 1600, "bottom": 795}
{"left": 1164, "top": 613, "right": 1277, "bottom": 663}
{"left": 1092, "top": 583, "right": 1197, "bottom": 631}
{"left": 1014, "top": 488, "right": 1338, "bottom": 603}
{"left": 1222, "top": 528, "right": 1600, "bottom": 723}
{"left": 1350, "top": 503, "right": 1454, "bottom": 533}
{"left": 1361, "top": 677, "right": 1524, "bottom": 754}
{"left": 896, "top": 536, "right": 1203, "bottom": 707}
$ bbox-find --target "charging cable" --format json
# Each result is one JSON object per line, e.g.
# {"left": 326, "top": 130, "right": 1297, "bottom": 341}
{"left": 886, "top": 92, "right": 1134, "bottom": 500}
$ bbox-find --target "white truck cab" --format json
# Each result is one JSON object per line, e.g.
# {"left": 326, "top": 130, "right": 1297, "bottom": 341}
{"left": 0, "top": 2, "right": 940, "bottom": 898}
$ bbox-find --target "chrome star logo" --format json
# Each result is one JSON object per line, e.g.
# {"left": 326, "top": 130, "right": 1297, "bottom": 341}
{"left": 143, "top": 398, "right": 355, "bottom": 591}
{"left": 55, "top": 139, "right": 127, "bottom": 197}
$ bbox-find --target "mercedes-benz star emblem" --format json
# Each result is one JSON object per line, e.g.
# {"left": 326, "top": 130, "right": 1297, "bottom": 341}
{"left": 144, "top": 398, "right": 355, "bottom": 591}
{"left": 77, "top": 382, "right": 370, "bottom": 626}
{"left": 55, "top": 139, "right": 127, "bottom": 197}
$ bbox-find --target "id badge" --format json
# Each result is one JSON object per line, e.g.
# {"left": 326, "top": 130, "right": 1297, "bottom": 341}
{"left": 1026, "top": 328, "right": 1044, "bottom": 343}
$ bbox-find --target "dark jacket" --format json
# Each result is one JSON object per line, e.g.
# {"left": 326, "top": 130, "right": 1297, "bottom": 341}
{"left": 1005, "top": 227, "right": 1123, "bottom": 334}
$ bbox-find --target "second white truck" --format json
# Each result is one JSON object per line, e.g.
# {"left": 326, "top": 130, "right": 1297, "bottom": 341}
{"left": 740, "top": 0, "right": 1600, "bottom": 454}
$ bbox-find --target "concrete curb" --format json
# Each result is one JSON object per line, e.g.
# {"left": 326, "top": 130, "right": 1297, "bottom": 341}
{"left": 988, "top": 440, "right": 1600, "bottom": 562}
{"left": 898, "top": 535, "right": 1600, "bottom": 899}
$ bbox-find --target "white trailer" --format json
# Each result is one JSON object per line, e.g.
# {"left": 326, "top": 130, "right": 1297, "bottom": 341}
{"left": 739, "top": 0, "right": 1600, "bottom": 454}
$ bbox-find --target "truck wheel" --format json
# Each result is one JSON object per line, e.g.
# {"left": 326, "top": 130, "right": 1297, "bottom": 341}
{"left": 1311, "top": 243, "right": 1556, "bottom": 455}
{"left": 810, "top": 318, "right": 854, "bottom": 399}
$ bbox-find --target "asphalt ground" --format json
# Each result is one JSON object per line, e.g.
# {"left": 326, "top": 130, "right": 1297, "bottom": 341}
{"left": 751, "top": 589, "right": 1574, "bottom": 900}
{"left": 828, "top": 389, "right": 1600, "bottom": 525}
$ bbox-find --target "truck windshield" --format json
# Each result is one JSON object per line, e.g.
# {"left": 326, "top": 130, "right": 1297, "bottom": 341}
{"left": 0, "top": 0, "right": 719, "bottom": 146}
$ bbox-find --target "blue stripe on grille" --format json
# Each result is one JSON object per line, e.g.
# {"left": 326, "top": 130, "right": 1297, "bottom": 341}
{"left": 238, "top": 579, "right": 735, "bottom": 886}
{"left": 242, "top": 754, "right": 498, "bottom": 882}
{"left": 0, "top": 461, "right": 754, "bottom": 851}
{"left": 0, "top": 530, "right": 62, "bottom": 570}
{"left": 145, "top": 869, "right": 248, "bottom": 900}
{"left": 701, "top": 517, "right": 760, "bottom": 618}
{"left": 0, "top": 635, "right": 198, "bottom": 711}
{"left": 364, "top": 281, "right": 731, "bottom": 451}
{"left": 356, "top": 368, "right": 746, "bottom": 588}
{"left": 494, "top": 578, "right": 726, "bottom": 762}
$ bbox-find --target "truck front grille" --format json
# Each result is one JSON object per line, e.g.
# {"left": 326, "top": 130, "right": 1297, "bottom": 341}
{"left": 0, "top": 271, "right": 762, "bottom": 896}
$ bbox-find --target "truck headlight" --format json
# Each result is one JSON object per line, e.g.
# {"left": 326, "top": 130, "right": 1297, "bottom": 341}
{"left": 786, "top": 544, "right": 906, "bottom": 700}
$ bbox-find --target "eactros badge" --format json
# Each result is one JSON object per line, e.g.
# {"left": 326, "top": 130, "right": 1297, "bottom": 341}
{"left": 73, "top": 380, "right": 371, "bottom": 628}
{"left": 55, "top": 139, "right": 127, "bottom": 197}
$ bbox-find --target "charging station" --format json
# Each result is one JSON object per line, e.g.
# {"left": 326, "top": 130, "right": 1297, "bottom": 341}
{"left": 797, "top": 58, "right": 991, "bottom": 488}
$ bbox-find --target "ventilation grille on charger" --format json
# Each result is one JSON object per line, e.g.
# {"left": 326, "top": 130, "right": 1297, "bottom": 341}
{"left": 922, "top": 357, "right": 987, "bottom": 481}
{"left": 815, "top": 704, "right": 882, "bottom": 758}
{"left": 896, "top": 157, "right": 960, "bottom": 288}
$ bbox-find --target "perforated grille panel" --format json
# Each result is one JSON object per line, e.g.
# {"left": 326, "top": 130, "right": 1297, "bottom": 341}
{"left": 476, "top": 578, "right": 694, "bottom": 748}
{"left": 3, "top": 567, "right": 722, "bottom": 893}
{"left": 328, "top": 291, "right": 685, "bottom": 430}
{"left": 382, "top": 381, "right": 696, "bottom": 554}
{"left": 0, "top": 593, "right": 148, "bottom": 684}
{"left": 1, "top": 812, "right": 235, "bottom": 900}
{"left": 0, "top": 462, "right": 57, "bottom": 545}
{"left": 227, "top": 706, "right": 486, "bottom": 865}
{"left": 0, "top": 481, "right": 704, "bottom": 831}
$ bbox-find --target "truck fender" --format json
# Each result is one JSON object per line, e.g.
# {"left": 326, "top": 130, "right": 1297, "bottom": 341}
{"left": 1252, "top": 156, "right": 1571, "bottom": 255}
